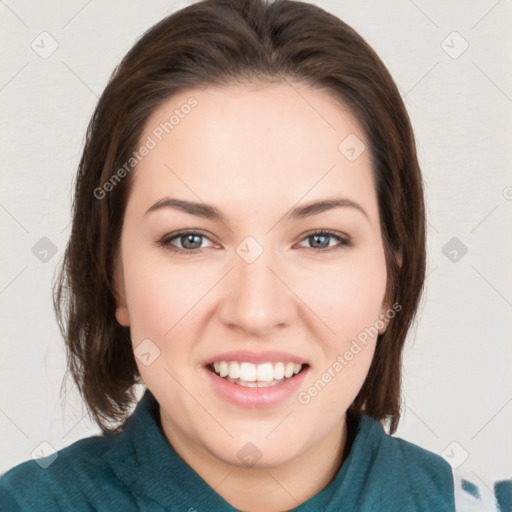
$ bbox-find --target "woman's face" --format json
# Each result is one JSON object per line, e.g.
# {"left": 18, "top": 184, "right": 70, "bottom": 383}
{"left": 114, "top": 82, "right": 389, "bottom": 469}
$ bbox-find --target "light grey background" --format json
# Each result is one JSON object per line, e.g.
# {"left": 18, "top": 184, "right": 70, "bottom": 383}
{"left": 1, "top": 0, "right": 511, "bottom": 496}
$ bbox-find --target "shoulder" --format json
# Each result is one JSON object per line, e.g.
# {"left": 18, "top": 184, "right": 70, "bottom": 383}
{"left": 393, "top": 434, "right": 453, "bottom": 485}
{"left": 0, "top": 433, "right": 131, "bottom": 512}
{"left": 358, "top": 416, "right": 455, "bottom": 511}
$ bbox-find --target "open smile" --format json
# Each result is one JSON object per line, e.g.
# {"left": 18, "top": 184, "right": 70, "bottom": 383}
{"left": 204, "top": 359, "right": 310, "bottom": 408}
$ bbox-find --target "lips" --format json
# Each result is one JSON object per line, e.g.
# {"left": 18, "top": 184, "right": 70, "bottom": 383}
{"left": 202, "top": 350, "right": 310, "bottom": 407}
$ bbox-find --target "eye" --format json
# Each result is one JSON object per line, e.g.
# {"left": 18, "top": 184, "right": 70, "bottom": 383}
{"left": 158, "top": 229, "right": 352, "bottom": 256}
{"left": 158, "top": 230, "right": 215, "bottom": 255}
{"left": 297, "top": 230, "right": 352, "bottom": 252}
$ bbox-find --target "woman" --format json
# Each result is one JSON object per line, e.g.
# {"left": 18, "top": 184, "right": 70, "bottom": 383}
{"left": 0, "top": 0, "right": 456, "bottom": 510}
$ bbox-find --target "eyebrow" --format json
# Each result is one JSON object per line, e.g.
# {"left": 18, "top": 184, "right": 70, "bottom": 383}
{"left": 144, "top": 197, "right": 368, "bottom": 221}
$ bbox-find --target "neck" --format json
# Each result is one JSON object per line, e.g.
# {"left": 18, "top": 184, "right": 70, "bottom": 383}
{"left": 159, "top": 409, "right": 349, "bottom": 512}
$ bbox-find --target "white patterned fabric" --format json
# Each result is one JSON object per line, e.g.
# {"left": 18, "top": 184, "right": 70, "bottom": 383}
{"left": 453, "top": 469, "right": 511, "bottom": 512}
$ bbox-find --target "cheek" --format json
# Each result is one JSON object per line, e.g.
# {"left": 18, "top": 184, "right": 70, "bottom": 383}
{"left": 124, "top": 268, "right": 195, "bottom": 342}
{"left": 123, "top": 245, "right": 388, "bottom": 337}
{"left": 295, "top": 256, "right": 386, "bottom": 414}
{"left": 120, "top": 239, "right": 183, "bottom": 342}
{"left": 122, "top": 229, "right": 388, "bottom": 346}
{"left": 123, "top": 260, "right": 199, "bottom": 391}
{"left": 296, "top": 250, "right": 388, "bottom": 342}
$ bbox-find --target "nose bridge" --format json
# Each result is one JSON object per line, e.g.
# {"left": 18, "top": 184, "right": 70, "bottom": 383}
{"left": 221, "top": 237, "right": 293, "bottom": 334}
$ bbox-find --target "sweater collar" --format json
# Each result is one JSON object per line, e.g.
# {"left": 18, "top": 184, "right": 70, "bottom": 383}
{"left": 109, "top": 388, "right": 239, "bottom": 510}
{"left": 108, "top": 387, "right": 380, "bottom": 511}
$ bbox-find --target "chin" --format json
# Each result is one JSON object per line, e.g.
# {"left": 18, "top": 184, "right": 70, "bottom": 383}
{"left": 204, "top": 434, "right": 303, "bottom": 470}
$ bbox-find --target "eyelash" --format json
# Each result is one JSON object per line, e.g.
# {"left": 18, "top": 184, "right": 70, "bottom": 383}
{"left": 157, "top": 229, "right": 352, "bottom": 255}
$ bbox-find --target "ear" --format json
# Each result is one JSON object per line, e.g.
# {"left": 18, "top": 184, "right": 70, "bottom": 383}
{"left": 378, "top": 248, "right": 403, "bottom": 335}
{"left": 112, "top": 254, "right": 130, "bottom": 327}
{"left": 395, "top": 247, "right": 403, "bottom": 269}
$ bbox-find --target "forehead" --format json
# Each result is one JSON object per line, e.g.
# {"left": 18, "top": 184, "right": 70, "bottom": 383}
{"left": 129, "top": 82, "right": 378, "bottom": 223}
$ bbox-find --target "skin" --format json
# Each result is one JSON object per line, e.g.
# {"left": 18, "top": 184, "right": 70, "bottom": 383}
{"left": 113, "top": 81, "right": 390, "bottom": 512}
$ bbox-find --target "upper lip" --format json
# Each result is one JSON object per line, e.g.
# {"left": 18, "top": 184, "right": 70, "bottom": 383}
{"left": 204, "top": 350, "right": 310, "bottom": 366}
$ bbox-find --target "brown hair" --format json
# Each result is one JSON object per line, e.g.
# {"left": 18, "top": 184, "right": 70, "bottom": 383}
{"left": 54, "top": 0, "right": 425, "bottom": 434}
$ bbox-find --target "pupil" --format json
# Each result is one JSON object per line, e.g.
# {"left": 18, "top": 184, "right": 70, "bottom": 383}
{"left": 183, "top": 234, "right": 201, "bottom": 249}
{"left": 311, "top": 234, "right": 328, "bottom": 248}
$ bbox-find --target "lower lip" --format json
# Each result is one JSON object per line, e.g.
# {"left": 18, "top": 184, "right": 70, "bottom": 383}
{"left": 203, "top": 366, "right": 309, "bottom": 408}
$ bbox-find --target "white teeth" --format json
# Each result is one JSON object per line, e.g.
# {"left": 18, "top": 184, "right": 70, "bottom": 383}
{"left": 219, "top": 361, "right": 229, "bottom": 378}
{"left": 211, "top": 361, "right": 305, "bottom": 383}
{"left": 274, "top": 362, "right": 285, "bottom": 380}
{"left": 284, "top": 362, "right": 295, "bottom": 378}
{"left": 256, "top": 362, "right": 274, "bottom": 382}
{"left": 228, "top": 361, "right": 240, "bottom": 379}
{"left": 226, "top": 377, "right": 281, "bottom": 388}
{"left": 239, "top": 362, "right": 257, "bottom": 382}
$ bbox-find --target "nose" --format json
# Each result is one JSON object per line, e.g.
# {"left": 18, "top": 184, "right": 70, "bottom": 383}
{"left": 218, "top": 244, "right": 295, "bottom": 337}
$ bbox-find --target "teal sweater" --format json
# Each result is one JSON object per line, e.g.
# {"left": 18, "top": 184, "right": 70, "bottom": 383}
{"left": 0, "top": 389, "right": 454, "bottom": 511}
